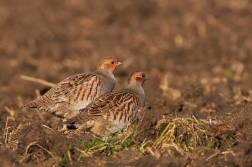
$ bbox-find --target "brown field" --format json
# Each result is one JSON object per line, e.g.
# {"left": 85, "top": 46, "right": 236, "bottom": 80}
{"left": 1, "top": 0, "right": 252, "bottom": 166}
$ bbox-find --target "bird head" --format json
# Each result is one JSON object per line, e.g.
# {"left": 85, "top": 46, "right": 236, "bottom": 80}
{"left": 128, "top": 71, "right": 148, "bottom": 86}
{"left": 97, "top": 57, "right": 122, "bottom": 74}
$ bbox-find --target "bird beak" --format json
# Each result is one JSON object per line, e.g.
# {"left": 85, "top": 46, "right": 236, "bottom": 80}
{"left": 117, "top": 61, "right": 123, "bottom": 66}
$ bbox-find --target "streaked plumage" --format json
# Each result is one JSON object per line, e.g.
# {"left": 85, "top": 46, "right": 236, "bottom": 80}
{"left": 22, "top": 57, "right": 122, "bottom": 119}
{"left": 64, "top": 71, "right": 147, "bottom": 136}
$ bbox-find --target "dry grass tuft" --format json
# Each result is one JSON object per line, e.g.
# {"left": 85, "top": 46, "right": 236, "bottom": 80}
{"left": 152, "top": 116, "right": 218, "bottom": 151}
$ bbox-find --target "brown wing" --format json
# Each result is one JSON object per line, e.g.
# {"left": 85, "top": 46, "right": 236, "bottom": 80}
{"left": 99, "top": 91, "right": 140, "bottom": 123}
{"left": 51, "top": 73, "right": 101, "bottom": 102}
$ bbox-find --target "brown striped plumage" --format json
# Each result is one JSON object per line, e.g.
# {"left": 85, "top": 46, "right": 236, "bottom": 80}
{"left": 21, "top": 57, "right": 122, "bottom": 119}
{"left": 64, "top": 72, "right": 147, "bottom": 137}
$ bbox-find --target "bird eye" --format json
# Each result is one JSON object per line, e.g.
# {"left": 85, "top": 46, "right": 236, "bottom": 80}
{"left": 111, "top": 61, "right": 114, "bottom": 64}
{"left": 142, "top": 74, "right": 145, "bottom": 77}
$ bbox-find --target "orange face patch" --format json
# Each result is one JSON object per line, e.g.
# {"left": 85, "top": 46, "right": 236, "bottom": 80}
{"left": 128, "top": 72, "right": 147, "bottom": 85}
{"left": 98, "top": 57, "right": 120, "bottom": 73}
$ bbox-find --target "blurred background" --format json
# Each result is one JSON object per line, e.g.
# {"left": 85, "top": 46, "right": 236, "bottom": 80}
{"left": 1, "top": 1, "right": 252, "bottom": 166}
{"left": 0, "top": 0, "right": 252, "bottom": 109}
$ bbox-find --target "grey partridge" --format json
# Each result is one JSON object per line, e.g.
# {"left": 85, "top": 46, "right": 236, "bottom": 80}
{"left": 64, "top": 71, "right": 147, "bottom": 137}
{"left": 22, "top": 57, "right": 122, "bottom": 119}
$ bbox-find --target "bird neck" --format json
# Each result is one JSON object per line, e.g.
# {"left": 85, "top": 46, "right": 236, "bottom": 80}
{"left": 95, "top": 69, "right": 116, "bottom": 89}
{"left": 126, "top": 81, "right": 145, "bottom": 107}
{"left": 96, "top": 68, "right": 114, "bottom": 78}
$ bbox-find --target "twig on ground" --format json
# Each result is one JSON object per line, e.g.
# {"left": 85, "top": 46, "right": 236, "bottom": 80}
{"left": 4, "top": 116, "right": 15, "bottom": 144}
{"left": 192, "top": 114, "right": 198, "bottom": 122}
{"left": 5, "top": 106, "right": 15, "bottom": 117}
{"left": 20, "top": 75, "right": 55, "bottom": 87}
{"left": 25, "top": 142, "right": 54, "bottom": 158}
{"left": 146, "top": 147, "right": 160, "bottom": 159}
{"left": 206, "top": 151, "right": 220, "bottom": 161}
{"left": 75, "top": 147, "right": 90, "bottom": 161}
{"left": 221, "top": 151, "right": 242, "bottom": 156}
{"left": 67, "top": 150, "right": 73, "bottom": 165}
{"left": 41, "top": 124, "right": 52, "bottom": 130}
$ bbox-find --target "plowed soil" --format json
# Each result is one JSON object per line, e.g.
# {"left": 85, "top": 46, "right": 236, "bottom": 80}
{"left": 1, "top": 0, "right": 252, "bottom": 166}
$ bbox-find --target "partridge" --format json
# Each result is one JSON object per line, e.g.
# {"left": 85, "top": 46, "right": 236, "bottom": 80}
{"left": 64, "top": 71, "right": 147, "bottom": 137}
{"left": 22, "top": 57, "right": 122, "bottom": 119}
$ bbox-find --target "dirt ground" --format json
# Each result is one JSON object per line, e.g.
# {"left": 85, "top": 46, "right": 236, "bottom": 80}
{"left": 1, "top": 0, "right": 252, "bottom": 166}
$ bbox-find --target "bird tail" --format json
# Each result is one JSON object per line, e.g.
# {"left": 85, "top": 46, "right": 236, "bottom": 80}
{"left": 20, "top": 99, "right": 39, "bottom": 109}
